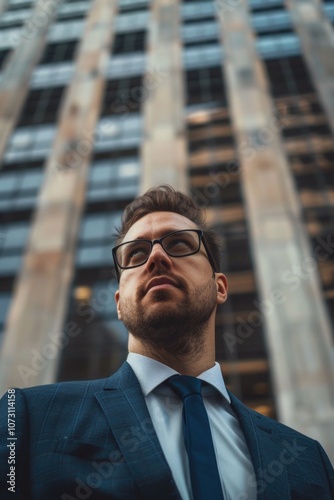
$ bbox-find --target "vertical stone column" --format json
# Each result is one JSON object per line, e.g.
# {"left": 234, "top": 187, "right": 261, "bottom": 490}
{"left": 217, "top": 1, "right": 334, "bottom": 460}
{"left": 285, "top": 0, "right": 334, "bottom": 137}
{"left": 140, "top": 0, "right": 188, "bottom": 194}
{"left": 0, "top": 0, "right": 117, "bottom": 393}
{"left": 0, "top": 0, "right": 64, "bottom": 165}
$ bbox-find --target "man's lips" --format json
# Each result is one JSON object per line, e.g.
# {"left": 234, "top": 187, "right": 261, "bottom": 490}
{"left": 145, "top": 277, "right": 179, "bottom": 294}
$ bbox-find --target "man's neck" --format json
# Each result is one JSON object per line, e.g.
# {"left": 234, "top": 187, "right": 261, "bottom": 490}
{"left": 128, "top": 337, "right": 216, "bottom": 377}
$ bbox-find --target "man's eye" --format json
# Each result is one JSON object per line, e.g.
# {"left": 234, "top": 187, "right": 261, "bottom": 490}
{"left": 124, "top": 244, "right": 148, "bottom": 265}
{"left": 166, "top": 238, "right": 193, "bottom": 252}
{"left": 129, "top": 247, "right": 146, "bottom": 258}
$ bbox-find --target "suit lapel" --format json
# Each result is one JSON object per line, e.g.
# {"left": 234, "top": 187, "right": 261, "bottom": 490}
{"left": 95, "top": 362, "right": 181, "bottom": 500}
{"left": 229, "top": 393, "right": 291, "bottom": 500}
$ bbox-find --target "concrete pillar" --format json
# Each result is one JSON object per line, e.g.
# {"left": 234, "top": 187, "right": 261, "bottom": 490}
{"left": 140, "top": 0, "right": 188, "bottom": 194}
{"left": 0, "top": 0, "right": 118, "bottom": 393}
{"left": 285, "top": 0, "right": 334, "bottom": 137}
{"left": 0, "top": 0, "right": 64, "bottom": 165}
{"left": 217, "top": 0, "right": 334, "bottom": 461}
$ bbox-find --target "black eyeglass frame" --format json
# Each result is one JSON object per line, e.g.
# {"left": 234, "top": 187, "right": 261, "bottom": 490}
{"left": 112, "top": 229, "right": 217, "bottom": 282}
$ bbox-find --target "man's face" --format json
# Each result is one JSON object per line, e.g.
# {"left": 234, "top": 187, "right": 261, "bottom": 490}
{"left": 114, "top": 211, "right": 228, "bottom": 354}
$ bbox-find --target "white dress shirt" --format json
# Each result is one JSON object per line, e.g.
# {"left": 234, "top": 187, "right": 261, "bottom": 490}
{"left": 127, "top": 353, "right": 257, "bottom": 500}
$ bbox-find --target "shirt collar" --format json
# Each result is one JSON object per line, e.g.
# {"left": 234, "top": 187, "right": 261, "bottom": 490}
{"left": 126, "top": 352, "right": 231, "bottom": 403}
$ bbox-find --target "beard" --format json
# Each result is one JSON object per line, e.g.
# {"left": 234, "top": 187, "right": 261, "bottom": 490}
{"left": 119, "top": 276, "right": 217, "bottom": 356}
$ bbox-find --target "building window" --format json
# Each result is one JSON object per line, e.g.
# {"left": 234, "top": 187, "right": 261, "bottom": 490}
{"left": 101, "top": 77, "right": 144, "bottom": 117}
{"left": 0, "top": 169, "right": 43, "bottom": 213}
{"left": 58, "top": 1, "right": 91, "bottom": 21}
{"left": 0, "top": 50, "right": 10, "bottom": 69}
{"left": 265, "top": 56, "right": 315, "bottom": 97}
{"left": 6, "top": 1, "right": 33, "bottom": 11}
{"left": 77, "top": 210, "right": 123, "bottom": 268}
{"left": 118, "top": 0, "right": 148, "bottom": 14}
{"left": 86, "top": 158, "right": 139, "bottom": 205}
{"left": 0, "top": 221, "right": 29, "bottom": 276}
{"left": 113, "top": 31, "right": 146, "bottom": 55}
{"left": 252, "top": 10, "right": 292, "bottom": 36}
{"left": 249, "top": 0, "right": 284, "bottom": 12}
{"left": 17, "top": 87, "right": 65, "bottom": 126}
{"left": 186, "top": 66, "right": 226, "bottom": 105}
{"left": 182, "top": 20, "right": 219, "bottom": 47}
{"left": 39, "top": 41, "right": 78, "bottom": 65}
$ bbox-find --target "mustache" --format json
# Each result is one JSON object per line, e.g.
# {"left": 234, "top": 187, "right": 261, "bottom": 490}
{"left": 138, "top": 272, "right": 186, "bottom": 298}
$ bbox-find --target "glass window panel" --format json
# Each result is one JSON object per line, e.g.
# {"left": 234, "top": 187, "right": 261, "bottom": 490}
{"left": 89, "top": 163, "right": 113, "bottom": 184}
{"left": 119, "top": 136, "right": 141, "bottom": 149}
{"left": 21, "top": 170, "right": 43, "bottom": 190}
{"left": 30, "top": 147, "right": 51, "bottom": 160}
{"left": 100, "top": 244, "right": 113, "bottom": 265}
{"left": 76, "top": 246, "right": 104, "bottom": 267}
{"left": 108, "top": 211, "right": 123, "bottom": 235}
{"left": 87, "top": 187, "right": 114, "bottom": 202}
{"left": 48, "top": 20, "right": 84, "bottom": 42}
{"left": 0, "top": 199, "right": 12, "bottom": 211}
{"left": 10, "top": 130, "right": 34, "bottom": 150}
{"left": 59, "top": 1, "right": 90, "bottom": 15}
{"left": 0, "top": 294, "right": 11, "bottom": 325}
{"left": 80, "top": 215, "right": 108, "bottom": 241}
{"left": 257, "top": 34, "right": 300, "bottom": 58}
{"left": 0, "top": 9, "right": 30, "bottom": 25}
{"left": 182, "top": 2, "right": 214, "bottom": 19}
{"left": 35, "top": 126, "right": 56, "bottom": 144}
{"left": 0, "top": 254, "right": 23, "bottom": 275}
{"left": 115, "top": 12, "right": 149, "bottom": 32}
{"left": 112, "top": 184, "right": 138, "bottom": 198}
{"left": 0, "top": 173, "right": 17, "bottom": 193}
{"left": 118, "top": 161, "right": 139, "bottom": 178}
{"left": 2, "top": 224, "right": 29, "bottom": 250}
{"left": 14, "top": 196, "right": 36, "bottom": 209}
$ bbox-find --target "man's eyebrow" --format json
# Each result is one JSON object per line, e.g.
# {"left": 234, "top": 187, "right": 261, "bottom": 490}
{"left": 130, "top": 229, "right": 189, "bottom": 241}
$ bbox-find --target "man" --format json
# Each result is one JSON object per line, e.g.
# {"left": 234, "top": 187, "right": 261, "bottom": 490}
{"left": 0, "top": 185, "right": 334, "bottom": 500}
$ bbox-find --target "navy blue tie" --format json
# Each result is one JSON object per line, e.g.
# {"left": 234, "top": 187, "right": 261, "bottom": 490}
{"left": 167, "top": 375, "right": 224, "bottom": 500}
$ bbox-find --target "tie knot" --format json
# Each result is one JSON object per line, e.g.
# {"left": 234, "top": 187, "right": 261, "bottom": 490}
{"left": 167, "top": 375, "right": 203, "bottom": 400}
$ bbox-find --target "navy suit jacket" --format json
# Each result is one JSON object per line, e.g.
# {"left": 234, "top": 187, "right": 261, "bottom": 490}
{"left": 1, "top": 362, "right": 334, "bottom": 499}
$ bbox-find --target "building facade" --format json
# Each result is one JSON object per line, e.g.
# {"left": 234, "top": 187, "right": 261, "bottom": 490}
{"left": 0, "top": 0, "right": 334, "bottom": 460}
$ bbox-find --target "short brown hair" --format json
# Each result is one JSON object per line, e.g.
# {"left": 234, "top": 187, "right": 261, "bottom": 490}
{"left": 113, "top": 185, "right": 222, "bottom": 274}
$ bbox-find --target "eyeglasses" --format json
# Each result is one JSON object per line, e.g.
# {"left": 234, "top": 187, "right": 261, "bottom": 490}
{"left": 112, "top": 229, "right": 216, "bottom": 281}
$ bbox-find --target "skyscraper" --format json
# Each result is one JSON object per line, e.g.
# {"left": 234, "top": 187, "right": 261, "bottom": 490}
{"left": 0, "top": 0, "right": 333, "bottom": 461}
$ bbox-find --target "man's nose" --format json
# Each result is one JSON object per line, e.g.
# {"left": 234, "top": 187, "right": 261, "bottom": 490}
{"left": 144, "top": 242, "right": 172, "bottom": 272}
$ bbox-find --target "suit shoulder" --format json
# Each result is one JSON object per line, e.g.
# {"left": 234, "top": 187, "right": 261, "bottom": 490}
{"left": 12, "top": 377, "right": 109, "bottom": 402}
{"left": 230, "top": 392, "right": 318, "bottom": 443}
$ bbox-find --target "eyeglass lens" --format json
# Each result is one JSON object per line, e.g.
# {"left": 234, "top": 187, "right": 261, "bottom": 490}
{"left": 117, "top": 230, "right": 200, "bottom": 268}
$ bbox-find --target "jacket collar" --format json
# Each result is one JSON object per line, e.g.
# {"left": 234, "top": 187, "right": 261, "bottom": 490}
{"left": 229, "top": 392, "right": 291, "bottom": 500}
{"left": 95, "top": 362, "right": 181, "bottom": 500}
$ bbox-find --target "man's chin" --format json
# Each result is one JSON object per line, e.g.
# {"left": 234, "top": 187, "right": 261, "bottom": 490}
{"left": 144, "top": 288, "right": 180, "bottom": 301}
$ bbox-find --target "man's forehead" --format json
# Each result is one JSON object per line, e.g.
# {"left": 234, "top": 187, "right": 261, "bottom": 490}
{"left": 123, "top": 211, "right": 198, "bottom": 241}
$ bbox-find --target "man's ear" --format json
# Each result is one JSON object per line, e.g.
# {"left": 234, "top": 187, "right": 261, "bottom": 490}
{"left": 216, "top": 273, "right": 228, "bottom": 304}
{"left": 114, "top": 290, "right": 122, "bottom": 320}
